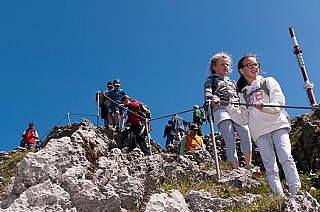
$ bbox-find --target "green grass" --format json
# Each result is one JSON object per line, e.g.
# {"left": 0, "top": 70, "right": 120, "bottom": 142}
{"left": 158, "top": 166, "right": 320, "bottom": 210}
{"left": 290, "top": 126, "right": 302, "bottom": 146}
{"left": 0, "top": 150, "right": 31, "bottom": 200}
{"left": 299, "top": 172, "right": 320, "bottom": 202}
{"left": 158, "top": 175, "right": 287, "bottom": 211}
{"left": 159, "top": 177, "right": 243, "bottom": 197}
{"left": 225, "top": 195, "right": 284, "bottom": 212}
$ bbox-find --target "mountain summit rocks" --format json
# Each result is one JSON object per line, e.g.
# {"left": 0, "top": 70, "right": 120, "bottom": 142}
{"left": 0, "top": 118, "right": 319, "bottom": 211}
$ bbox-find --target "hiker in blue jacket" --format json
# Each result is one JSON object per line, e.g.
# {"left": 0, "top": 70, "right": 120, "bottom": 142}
{"left": 106, "top": 79, "right": 127, "bottom": 130}
{"left": 171, "top": 114, "right": 188, "bottom": 143}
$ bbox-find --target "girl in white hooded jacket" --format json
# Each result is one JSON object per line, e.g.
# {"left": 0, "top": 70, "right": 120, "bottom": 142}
{"left": 226, "top": 54, "right": 301, "bottom": 196}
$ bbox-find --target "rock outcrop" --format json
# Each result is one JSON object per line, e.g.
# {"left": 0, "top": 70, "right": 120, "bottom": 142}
{"left": 0, "top": 117, "right": 319, "bottom": 211}
{"left": 291, "top": 110, "right": 320, "bottom": 174}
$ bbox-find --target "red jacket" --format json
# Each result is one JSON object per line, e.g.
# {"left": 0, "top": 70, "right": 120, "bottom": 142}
{"left": 124, "top": 100, "right": 142, "bottom": 125}
{"left": 23, "top": 129, "right": 38, "bottom": 144}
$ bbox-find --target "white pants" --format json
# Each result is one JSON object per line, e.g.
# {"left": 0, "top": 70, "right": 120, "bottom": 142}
{"left": 256, "top": 128, "right": 301, "bottom": 196}
{"left": 218, "top": 120, "right": 252, "bottom": 163}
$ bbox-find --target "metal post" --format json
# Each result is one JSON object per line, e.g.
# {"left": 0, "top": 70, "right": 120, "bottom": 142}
{"left": 207, "top": 100, "right": 221, "bottom": 180}
{"left": 67, "top": 112, "right": 71, "bottom": 126}
{"left": 289, "top": 26, "right": 317, "bottom": 106}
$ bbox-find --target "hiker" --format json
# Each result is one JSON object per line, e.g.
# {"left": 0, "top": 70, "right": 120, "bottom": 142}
{"left": 106, "top": 79, "right": 127, "bottom": 130}
{"left": 120, "top": 95, "right": 150, "bottom": 156}
{"left": 163, "top": 120, "right": 175, "bottom": 147}
{"left": 204, "top": 52, "right": 252, "bottom": 169}
{"left": 180, "top": 124, "right": 205, "bottom": 155}
{"left": 226, "top": 54, "right": 301, "bottom": 196}
{"left": 102, "top": 81, "right": 114, "bottom": 127}
{"left": 192, "top": 105, "right": 204, "bottom": 136}
{"left": 96, "top": 81, "right": 114, "bottom": 128}
{"left": 21, "top": 122, "right": 39, "bottom": 149}
{"left": 171, "top": 114, "right": 188, "bottom": 143}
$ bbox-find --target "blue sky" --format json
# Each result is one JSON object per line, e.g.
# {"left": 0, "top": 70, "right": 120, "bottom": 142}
{"left": 1, "top": 1, "right": 319, "bottom": 151}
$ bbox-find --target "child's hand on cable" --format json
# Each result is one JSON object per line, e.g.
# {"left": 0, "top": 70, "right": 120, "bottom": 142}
{"left": 254, "top": 101, "right": 264, "bottom": 110}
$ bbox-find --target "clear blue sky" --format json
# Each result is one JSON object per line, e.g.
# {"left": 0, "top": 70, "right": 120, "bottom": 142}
{"left": 1, "top": 1, "right": 319, "bottom": 152}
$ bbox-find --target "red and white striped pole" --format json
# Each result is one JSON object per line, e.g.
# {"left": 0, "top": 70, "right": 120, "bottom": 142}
{"left": 289, "top": 26, "right": 317, "bottom": 106}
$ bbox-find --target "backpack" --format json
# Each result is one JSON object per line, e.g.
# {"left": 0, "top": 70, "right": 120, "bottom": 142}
{"left": 137, "top": 102, "right": 151, "bottom": 132}
{"left": 138, "top": 102, "right": 151, "bottom": 119}
{"left": 200, "top": 109, "right": 206, "bottom": 122}
{"left": 207, "top": 75, "right": 219, "bottom": 94}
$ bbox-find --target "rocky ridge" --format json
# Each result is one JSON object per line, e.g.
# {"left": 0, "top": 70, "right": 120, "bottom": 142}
{"left": 0, "top": 113, "right": 319, "bottom": 211}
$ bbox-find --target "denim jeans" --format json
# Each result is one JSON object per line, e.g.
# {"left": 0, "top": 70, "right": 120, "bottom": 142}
{"left": 165, "top": 134, "right": 175, "bottom": 146}
{"left": 256, "top": 128, "right": 301, "bottom": 196}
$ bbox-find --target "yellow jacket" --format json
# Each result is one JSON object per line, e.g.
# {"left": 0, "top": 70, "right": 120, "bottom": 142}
{"left": 180, "top": 131, "right": 204, "bottom": 155}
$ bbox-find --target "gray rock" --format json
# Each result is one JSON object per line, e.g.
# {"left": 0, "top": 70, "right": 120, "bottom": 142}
{"left": 1, "top": 179, "right": 76, "bottom": 212}
{"left": 145, "top": 189, "right": 190, "bottom": 212}
{"left": 283, "top": 192, "right": 320, "bottom": 212}
{"left": 220, "top": 168, "right": 261, "bottom": 189}
{"left": 1, "top": 118, "right": 319, "bottom": 212}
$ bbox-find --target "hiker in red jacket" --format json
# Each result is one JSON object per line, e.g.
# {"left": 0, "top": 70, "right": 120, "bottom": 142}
{"left": 22, "top": 122, "right": 39, "bottom": 149}
{"left": 120, "top": 95, "right": 149, "bottom": 156}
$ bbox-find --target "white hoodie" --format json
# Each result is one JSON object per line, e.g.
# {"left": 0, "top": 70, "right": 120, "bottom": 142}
{"left": 226, "top": 75, "right": 290, "bottom": 141}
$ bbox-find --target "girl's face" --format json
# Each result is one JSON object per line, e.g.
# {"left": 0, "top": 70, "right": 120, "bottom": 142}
{"left": 239, "top": 57, "right": 260, "bottom": 83}
{"left": 212, "top": 58, "right": 230, "bottom": 77}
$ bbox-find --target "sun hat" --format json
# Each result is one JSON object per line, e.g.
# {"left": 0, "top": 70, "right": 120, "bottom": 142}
{"left": 113, "top": 79, "right": 121, "bottom": 86}
{"left": 121, "top": 95, "right": 131, "bottom": 102}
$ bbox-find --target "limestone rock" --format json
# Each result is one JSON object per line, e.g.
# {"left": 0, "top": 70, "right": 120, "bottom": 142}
{"left": 0, "top": 118, "right": 319, "bottom": 211}
{"left": 145, "top": 189, "right": 190, "bottom": 212}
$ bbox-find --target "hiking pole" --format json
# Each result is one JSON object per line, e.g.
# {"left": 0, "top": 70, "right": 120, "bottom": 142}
{"left": 289, "top": 26, "right": 317, "bottom": 107}
{"left": 96, "top": 90, "right": 100, "bottom": 127}
{"left": 207, "top": 99, "right": 221, "bottom": 180}
{"left": 146, "top": 119, "right": 152, "bottom": 156}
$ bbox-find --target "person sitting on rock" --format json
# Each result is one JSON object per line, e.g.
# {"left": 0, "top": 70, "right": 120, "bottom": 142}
{"left": 179, "top": 124, "right": 205, "bottom": 155}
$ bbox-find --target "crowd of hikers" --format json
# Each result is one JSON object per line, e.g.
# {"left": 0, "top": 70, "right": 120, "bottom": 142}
{"left": 21, "top": 51, "right": 302, "bottom": 197}
{"left": 96, "top": 79, "right": 151, "bottom": 156}
{"left": 95, "top": 52, "right": 302, "bottom": 196}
